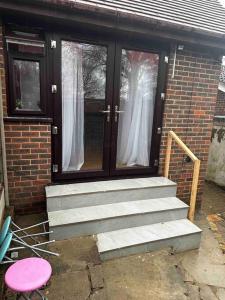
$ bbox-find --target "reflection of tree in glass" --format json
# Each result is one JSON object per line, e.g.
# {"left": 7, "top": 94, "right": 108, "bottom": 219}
{"left": 82, "top": 44, "right": 107, "bottom": 99}
{"left": 14, "top": 60, "right": 40, "bottom": 110}
{"left": 62, "top": 42, "right": 106, "bottom": 100}
{"left": 120, "top": 50, "right": 159, "bottom": 102}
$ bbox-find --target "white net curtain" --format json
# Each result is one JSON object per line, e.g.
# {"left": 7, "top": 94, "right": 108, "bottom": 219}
{"left": 117, "top": 50, "right": 159, "bottom": 167}
{"left": 62, "top": 41, "right": 84, "bottom": 172}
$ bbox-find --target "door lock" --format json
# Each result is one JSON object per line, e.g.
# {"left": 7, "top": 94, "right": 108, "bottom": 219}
{"left": 115, "top": 105, "right": 124, "bottom": 122}
{"left": 100, "top": 105, "right": 111, "bottom": 122}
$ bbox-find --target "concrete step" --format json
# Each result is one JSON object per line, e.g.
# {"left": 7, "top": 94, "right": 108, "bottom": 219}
{"left": 48, "top": 197, "right": 188, "bottom": 240}
{"left": 46, "top": 177, "right": 177, "bottom": 212}
{"left": 97, "top": 219, "right": 202, "bottom": 261}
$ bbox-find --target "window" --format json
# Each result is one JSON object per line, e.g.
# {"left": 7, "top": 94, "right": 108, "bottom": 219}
{"left": 13, "top": 59, "right": 41, "bottom": 111}
{"left": 6, "top": 28, "right": 47, "bottom": 116}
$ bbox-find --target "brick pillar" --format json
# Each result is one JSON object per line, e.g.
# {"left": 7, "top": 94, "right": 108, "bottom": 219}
{"left": 4, "top": 123, "right": 51, "bottom": 214}
{"left": 159, "top": 45, "right": 221, "bottom": 207}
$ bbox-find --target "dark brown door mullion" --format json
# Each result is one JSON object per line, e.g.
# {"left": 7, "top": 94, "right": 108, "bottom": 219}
{"left": 109, "top": 42, "right": 122, "bottom": 175}
{"left": 51, "top": 34, "right": 63, "bottom": 181}
{"left": 149, "top": 50, "right": 168, "bottom": 172}
{"left": 101, "top": 41, "right": 115, "bottom": 175}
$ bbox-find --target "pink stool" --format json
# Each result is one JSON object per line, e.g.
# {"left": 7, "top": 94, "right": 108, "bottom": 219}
{"left": 5, "top": 257, "right": 52, "bottom": 300}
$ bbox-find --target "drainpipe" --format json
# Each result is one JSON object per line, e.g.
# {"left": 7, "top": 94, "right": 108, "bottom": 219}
{"left": 0, "top": 77, "right": 9, "bottom": 207}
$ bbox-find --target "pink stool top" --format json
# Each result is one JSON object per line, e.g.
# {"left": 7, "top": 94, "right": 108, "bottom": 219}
{"left": 5, "top": 257, "right": 52, "bottom": 293}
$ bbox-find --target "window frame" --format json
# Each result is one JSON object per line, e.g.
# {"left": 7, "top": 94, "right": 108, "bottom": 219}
{"left": 7, "top": 43, "right": 47, "bottom": 116}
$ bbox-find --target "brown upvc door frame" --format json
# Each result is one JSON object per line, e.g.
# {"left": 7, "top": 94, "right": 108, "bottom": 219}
{"left": 51, "top": 32, "right": 116, "bottom": 181}
{"left": 51, "top": 30, "right": 168, "bottom": 182}
{"left": 109, "top": 40, "right": 168, "bottom": 177}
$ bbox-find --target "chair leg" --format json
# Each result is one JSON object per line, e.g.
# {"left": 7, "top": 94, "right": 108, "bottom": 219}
{"left": 11, "top": 220, "right": 50, "bottom": 245}
{"left": 35, "top": 289, "right": 46, "bottom": 299}
{"left": 11, "top": 221, "right": 42, "bottom": 244}
{"left": 8, "top": 240, "right": 56, "bottom": 252}
{"left": 12, "top": 237, "right": 59, "bottom": 257}
{"left": 11, "top": 223, "right": 59, "bottom": 257}
{"left": 0, "top": 256, "right": 16, "bottom": 264}
{"left": 12, "top": 233, "right": 42, "bottom": 257}
{"left": 12, "top": 221, "right": 49, "bottom": 234}
{"left": 19, "top": 290, "right": 46, "bottom": 300}
{"left": 16, "top": 293, "right": 25, "bottom": 300}
{"left": 19, "top": 294, "right": 30, "bottom": 300}
{"left": 17, "top": 231, "right": 53, "bottom": 239}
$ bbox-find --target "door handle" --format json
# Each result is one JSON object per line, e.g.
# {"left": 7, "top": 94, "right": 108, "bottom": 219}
{"left": 100, "top": 105, "right": 111, "bottom": 122}
{"left": 115, "top": 105, "right": 124, "bottom": 122}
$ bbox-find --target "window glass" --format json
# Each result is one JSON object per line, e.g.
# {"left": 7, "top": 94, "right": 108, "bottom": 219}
{"left": 61, "top": 41, "right": 107, "bottom": 172}
{"left": 116, "top": 49, "right": 159, "bottom": 168}
{"left": 82, "top": 44, "right": 107, "bottom": 100}
{"left": 13, "top": 59, "right": 41, "bottom": 111}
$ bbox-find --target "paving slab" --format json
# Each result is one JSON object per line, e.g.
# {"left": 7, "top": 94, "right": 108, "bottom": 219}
{"left": 199, "top": 284, "right": 218, "bottom": 300}
{"left": 103, "top": 249, "right": 188, "bottom": 300}
{"left": 88, "top": 263, "right": 104, "bottom": 290}
{"left": 216, "top": 288, "right": 225, "bottom": 300}
{"left": 48, "top": 235, "right": 101, "bottom": 265}
{"left": 90, "top": 289, "right": 107, "bottom": 300}
{"left": 44, "top": 270, "right": 91, "bottom": 300}
{"left": 186, "top": 283, "right": 200, "bottom": 300}
{"left": 181, "top": 223, "right": 225, "bottom": 288}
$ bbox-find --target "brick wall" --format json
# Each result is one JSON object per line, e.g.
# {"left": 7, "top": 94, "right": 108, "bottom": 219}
{"left": 159, "top": 45, "right": 221, "bottom": 207}
{"left": 4, "top": 123, "right": 51, "bottom": 214}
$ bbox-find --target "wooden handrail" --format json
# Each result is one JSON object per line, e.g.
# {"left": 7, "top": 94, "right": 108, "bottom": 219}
{"left": 164, "top": 130, "right": 201, "bottom": 222}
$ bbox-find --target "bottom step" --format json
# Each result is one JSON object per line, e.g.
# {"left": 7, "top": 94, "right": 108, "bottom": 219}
{"left": 97, "top": 219, "right": 202, "bottom": 261}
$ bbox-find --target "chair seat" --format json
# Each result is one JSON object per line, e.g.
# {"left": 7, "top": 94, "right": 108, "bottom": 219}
{"left": 5, "top": 257, "right": 52, "bottom": 293}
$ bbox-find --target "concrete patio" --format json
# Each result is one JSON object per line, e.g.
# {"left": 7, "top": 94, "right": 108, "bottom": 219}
{"left": 3, "top": 181, "right": 225, "bottom": 300}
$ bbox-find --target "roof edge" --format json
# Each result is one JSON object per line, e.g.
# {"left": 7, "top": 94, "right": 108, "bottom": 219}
{"left": 34, "top": 0, "right": 225, "bottom": 39}
{"left": 1, "top": 0, "right": 225, "bottom": 52}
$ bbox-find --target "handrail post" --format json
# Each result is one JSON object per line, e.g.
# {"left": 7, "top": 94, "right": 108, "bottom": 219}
{"left": 188, "top": 159, "right": 201, "bottom": 222}
{"left": 164, "top": 132, "right": 172, "bottom": 178}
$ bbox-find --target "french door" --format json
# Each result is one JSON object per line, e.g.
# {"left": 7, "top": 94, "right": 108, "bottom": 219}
{"left": 52, "top": 33, "right": 167, "bottom": 181}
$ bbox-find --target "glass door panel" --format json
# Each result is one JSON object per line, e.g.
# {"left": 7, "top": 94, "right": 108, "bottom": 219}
{"left": 61, "top": 40, "right": 107, "bottom": 172}
{"left": 116, "top": 49, "right": 159, "bottom": 169}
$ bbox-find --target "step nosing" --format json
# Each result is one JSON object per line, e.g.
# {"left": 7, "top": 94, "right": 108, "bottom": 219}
{"left": 48, "top": 197, "right": 188, "bottom": 212}
{"left": 47, "top": 183, "right": 177, "bottom": 199}
{"left": 46, "top": 177, "right": 177, "bottom": 198}
{"left": 96, "top": 219, "right": 202, "bottom": 252}
{"left": 49, "top": 206, "right": 188, "bottom": 227}
{"left": 98, "top": 231, "right": 201, "bottom": 253}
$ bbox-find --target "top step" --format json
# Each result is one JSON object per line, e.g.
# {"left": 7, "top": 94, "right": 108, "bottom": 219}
{"left": 46, "top": 177, "right": 177, "bottom": 212}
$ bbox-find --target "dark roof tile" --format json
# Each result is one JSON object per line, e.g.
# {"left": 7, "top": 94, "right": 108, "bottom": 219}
{"left": 33, "top": 0, "right": 225, "bottom": 37}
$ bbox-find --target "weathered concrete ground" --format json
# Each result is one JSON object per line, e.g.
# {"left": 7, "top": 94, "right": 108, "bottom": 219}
{"left": 3, "top": 181, "right": 225, "bottom": 299}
